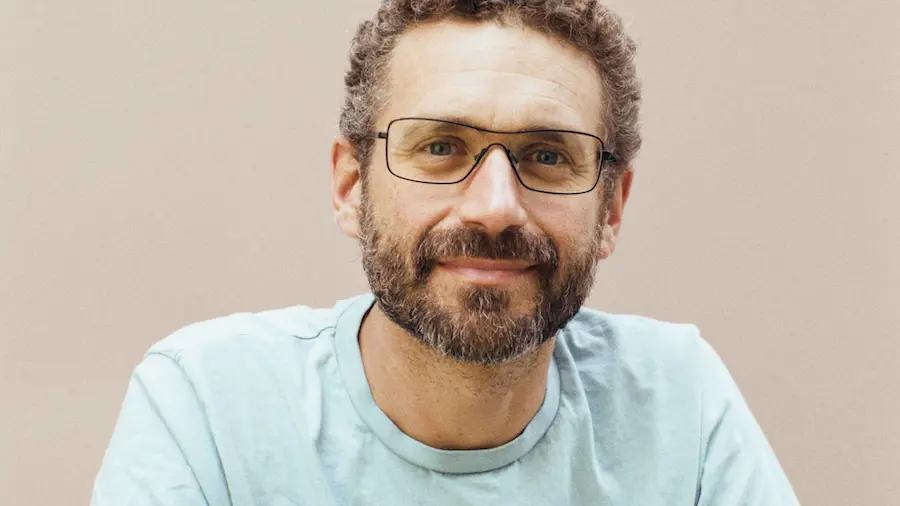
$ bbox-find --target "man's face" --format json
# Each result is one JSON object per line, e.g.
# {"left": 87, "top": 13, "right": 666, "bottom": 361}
{"left": 353, "top": 19, "right": 618, "bottom": 364}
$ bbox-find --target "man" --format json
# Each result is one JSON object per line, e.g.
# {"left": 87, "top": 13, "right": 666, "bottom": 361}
{"left": 92, "top": 0, "right": 800, "bottom": 504}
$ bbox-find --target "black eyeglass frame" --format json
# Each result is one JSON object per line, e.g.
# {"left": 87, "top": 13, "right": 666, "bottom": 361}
{"left": 370, "top": 117, "right": 617, "bottom": 195}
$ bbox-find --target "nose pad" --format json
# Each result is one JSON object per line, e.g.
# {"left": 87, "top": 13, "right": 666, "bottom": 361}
{"left": 473, "top": 144, "right": 518, "bottom": 167}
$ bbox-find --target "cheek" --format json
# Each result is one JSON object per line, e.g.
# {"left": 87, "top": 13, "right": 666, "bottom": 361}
{"left": 368, "top": 179, "right": 451, "bottom": 243}
{"left": 532, "top": 198, "right": 601, "bottom": 247}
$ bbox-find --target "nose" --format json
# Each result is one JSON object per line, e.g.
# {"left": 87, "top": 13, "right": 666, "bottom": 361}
{"left": 456, "top": 144, "right": 528, "bottom": 236}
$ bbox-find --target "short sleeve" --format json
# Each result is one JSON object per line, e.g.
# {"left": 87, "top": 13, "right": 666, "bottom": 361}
{"left": 91, "top": 353, "right": 231, "bottom": 506}
{"left": 694, "top": 336, "right": 801, "bottom": 506}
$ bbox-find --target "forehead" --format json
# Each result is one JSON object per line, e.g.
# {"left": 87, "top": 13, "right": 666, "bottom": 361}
{"left": 384, "top": 18, "right": 606, "bottom": 136}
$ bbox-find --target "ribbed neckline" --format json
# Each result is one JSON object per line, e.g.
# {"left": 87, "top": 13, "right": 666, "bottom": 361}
{"left": 333, "top": 294, "right": 561, "bottom": 474}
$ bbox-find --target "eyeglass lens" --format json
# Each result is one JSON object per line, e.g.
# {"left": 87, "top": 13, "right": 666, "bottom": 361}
{"left": 386, "top": 118, "right": 602, "bottom": 194}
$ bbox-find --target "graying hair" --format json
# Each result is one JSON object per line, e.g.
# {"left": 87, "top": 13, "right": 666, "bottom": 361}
{"left": 340, "top": 0, "right": 642, "bottom": 189}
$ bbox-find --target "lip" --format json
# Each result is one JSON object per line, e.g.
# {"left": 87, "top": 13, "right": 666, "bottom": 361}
{"left": 437, "top": 259, "right": 536, "bottom": 285}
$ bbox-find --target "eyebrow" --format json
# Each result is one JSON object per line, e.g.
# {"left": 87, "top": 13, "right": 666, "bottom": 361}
{"left": 400, "top": 120, "right": 467, "bottom": 139}
{"left": 409, "top": 114, "right": 595, "bottom": 136}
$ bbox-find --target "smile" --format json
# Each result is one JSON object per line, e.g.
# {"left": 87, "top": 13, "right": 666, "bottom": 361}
{"left": 436, "top": 259, "right": 536, "bottom": 285}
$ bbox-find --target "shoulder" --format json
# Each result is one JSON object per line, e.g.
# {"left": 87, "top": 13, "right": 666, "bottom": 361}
{"left": 146, "top": 295, "right": 364, "bottom": 369}
{"left": 559, "top": 306, "right": 744, "bottom": 414}
{"left": 561, "top": 307, "right": 705, "bottom": 378}
{"left": 556, "top": 307, "right": 730, "bottom": 421}
{"left": 558, "top": 307, "right": 731, "bottom": 451}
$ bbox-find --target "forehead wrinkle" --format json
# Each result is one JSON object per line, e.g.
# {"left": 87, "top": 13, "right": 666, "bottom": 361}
{"left": 411, "top": 103, "right": 591, "bottom": 134}
{"left": 408, "top": 90, "right": 600, "bottom": 135}
{"left": 391, "top": 28, "right": 600, "bottom": 98}
{"left": 412, "top": 67, "right": 593, "bottom": 105}
{"left": 388, "top": 22, "right": 607, "bottom": 136}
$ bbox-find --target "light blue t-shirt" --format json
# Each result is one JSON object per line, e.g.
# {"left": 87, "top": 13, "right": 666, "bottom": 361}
{"left": 92, "top": 294, "right": 799, "bottom": 505}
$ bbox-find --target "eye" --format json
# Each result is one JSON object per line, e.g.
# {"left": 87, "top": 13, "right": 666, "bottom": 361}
{"left": 534, "top": 149, "right": 560, "bottom": 165}
{"left": 428, "top": 141, "right": 454, "bottom": 156}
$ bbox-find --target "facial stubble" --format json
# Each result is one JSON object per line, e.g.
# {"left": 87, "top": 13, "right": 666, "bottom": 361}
{"left": 358, "top": 182, "right": 604, "bottom": 365}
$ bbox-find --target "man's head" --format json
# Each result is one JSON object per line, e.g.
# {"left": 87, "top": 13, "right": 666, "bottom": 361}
{"left": 332, "top": 0, "right": 640, "bottom": 365}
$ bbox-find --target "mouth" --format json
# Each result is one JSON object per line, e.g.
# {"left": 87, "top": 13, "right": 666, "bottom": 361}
{"left": 436, "top": 258, "right": 537, "bottom": 286}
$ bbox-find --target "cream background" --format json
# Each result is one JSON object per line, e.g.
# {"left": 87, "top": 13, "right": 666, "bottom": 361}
{"left": 1, "top": 1, "right": 898, "bottom": 504}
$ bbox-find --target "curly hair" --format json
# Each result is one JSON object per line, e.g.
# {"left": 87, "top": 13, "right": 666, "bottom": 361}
{"left": 340, "top": 0, "right": 642, "bottom": 186}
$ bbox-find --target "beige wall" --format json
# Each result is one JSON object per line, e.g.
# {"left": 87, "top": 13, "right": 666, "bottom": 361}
{"left": 2, "top": 1, "right": 898, "bottom": 504}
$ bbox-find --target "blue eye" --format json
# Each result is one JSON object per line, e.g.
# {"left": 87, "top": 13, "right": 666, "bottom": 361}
{"left": 429, "top": 142, "right": 453, "bottom": 156}
{"left": 535, "top": 150, "right": 560, "bottom": 165}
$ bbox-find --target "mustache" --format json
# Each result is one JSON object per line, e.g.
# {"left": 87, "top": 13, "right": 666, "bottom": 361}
{"left": 413, "top": 227, "right": 559, "bottom": 282}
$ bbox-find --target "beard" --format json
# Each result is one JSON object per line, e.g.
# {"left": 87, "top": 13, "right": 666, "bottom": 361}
{"left": 358, "top": 185, "right": 602, "bottom": 365}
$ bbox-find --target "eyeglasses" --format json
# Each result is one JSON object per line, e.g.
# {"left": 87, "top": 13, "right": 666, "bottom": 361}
{"left": 371, "top": 117, "right": 616, "bottom": 195}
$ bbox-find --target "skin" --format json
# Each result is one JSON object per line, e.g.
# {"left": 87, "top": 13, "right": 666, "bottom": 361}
{"left": 331, "top": 18, "right": 633, "bottom": 450}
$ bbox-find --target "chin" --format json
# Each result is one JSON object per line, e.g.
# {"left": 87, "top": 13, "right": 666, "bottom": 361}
{"left": 445, "top": 283, "right": 537, "bottom": 317}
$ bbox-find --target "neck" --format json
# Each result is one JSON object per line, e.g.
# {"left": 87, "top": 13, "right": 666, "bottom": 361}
{"left": 358, "top": 303, "right": 555, "bottom": 450}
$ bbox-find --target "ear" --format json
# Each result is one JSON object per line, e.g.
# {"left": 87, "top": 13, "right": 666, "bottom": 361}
{"left": 331, "top": 137, "right": 363, "bottom": 239}
{"left": 597, "top": 168, "right": 634, "bottom": 260}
